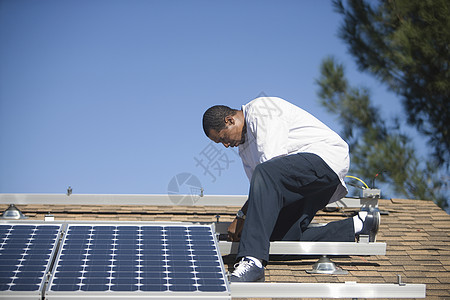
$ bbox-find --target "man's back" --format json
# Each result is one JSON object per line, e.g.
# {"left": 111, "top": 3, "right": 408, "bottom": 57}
{"left": 238, "top": 97, "right": 349, "bottom": 196}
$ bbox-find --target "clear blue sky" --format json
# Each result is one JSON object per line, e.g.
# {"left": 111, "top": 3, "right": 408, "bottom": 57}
{"left": 0, "top": 0, "right": 408, "bottom": 197}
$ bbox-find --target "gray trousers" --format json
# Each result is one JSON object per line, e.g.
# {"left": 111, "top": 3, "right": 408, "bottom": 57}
{"left": 237, "top": 153, "right": 355, "bottom": 263}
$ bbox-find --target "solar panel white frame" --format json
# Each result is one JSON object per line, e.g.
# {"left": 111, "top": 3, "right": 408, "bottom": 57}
{"left": 0, "top": 223, "right": 62, "bottom": 300}
{"left": 45, "top": 223, "right": 231, "bottom": 299}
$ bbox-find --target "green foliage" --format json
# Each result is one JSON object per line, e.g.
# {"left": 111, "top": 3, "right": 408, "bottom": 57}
{"left": 333, "top": 0, "right": 450, "bottom": 166}
{"left": 317, "top": 57, "right": 448, "bottom": 210}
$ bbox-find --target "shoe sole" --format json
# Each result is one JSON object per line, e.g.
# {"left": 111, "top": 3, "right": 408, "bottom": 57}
{"left": 230, "top": 275, "right": 265, "bottom": 283}
{"left": 357, "top": 208, "right": 381, "bottom": 242}
{"left": 370, "top": 210, "right": 381, "bottom": 242}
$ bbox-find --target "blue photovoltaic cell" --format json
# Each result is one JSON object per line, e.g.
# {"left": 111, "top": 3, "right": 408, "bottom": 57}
{"left": 0, "top": 224, "right": 61, "bottom": 292}
{"left": 49, "top": 225, "right": 228, "bottom": 293}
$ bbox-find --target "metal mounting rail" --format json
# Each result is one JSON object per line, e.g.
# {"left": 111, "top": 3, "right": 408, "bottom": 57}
{"left": 230, "top": 282, "right": 426, "bottom": 298}
{"left": 0, "top": 193, "right": 377, "bottom": 208}
{"left": 219, "top": 241, "right": 387, "bottom": 256}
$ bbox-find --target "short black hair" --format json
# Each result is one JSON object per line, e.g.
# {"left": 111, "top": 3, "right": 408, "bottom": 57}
{"left": 202, "top": 105, "right": 237, "bottom": 137}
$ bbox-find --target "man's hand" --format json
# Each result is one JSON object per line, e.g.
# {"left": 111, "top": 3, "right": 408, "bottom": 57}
{"left": 228, "top": 217, "right": 245, "bottom": 242}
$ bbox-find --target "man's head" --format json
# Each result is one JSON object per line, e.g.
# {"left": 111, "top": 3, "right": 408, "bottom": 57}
{"left": 202, "top": 105, "right": 246, "bottom": 148}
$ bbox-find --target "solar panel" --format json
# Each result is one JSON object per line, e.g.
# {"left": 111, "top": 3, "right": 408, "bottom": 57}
{"left": 0, "top": 224, "right": 61, "bottom": 299}
{"left": 46, "top": 224, "right": 230, "bottom": 299}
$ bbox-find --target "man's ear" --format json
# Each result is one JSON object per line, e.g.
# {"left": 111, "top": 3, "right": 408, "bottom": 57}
{"left": 224, "top": 115, "right": 235, "bottom": 125}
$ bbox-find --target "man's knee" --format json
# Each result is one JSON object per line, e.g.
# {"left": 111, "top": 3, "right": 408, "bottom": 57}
{"left": 251, "top": 162, "right": 275, "bottom": 186}
{"left": 253, "top": 162, "right": 269, "bottom": 176}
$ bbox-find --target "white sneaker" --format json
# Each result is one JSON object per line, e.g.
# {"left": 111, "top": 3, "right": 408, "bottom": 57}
{"left": 230, "top": 257, "right": 265, "bottom": 282}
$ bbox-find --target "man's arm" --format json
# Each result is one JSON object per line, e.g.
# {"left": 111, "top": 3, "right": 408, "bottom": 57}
{"left": 228, "top": 200, "right": 249, "bottom": 242}
{"left": 246, "top": 105, "right": 289, "bottom": 164}
{"left": 240, "top": 199, "right": 249, "bottom": 214}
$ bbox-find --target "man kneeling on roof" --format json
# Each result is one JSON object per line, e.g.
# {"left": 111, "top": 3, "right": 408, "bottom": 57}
{"left": 202, "top": 96, "right": 380, "bottom": 282}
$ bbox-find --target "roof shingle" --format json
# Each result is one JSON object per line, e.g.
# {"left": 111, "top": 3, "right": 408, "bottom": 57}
{"left": 1, "top": 197, "right": 449, "bottom": 299}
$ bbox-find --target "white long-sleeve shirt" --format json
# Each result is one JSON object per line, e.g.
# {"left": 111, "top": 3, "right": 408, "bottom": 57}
{"left": 238, "top": 96, "right": 350, "bottom": 203}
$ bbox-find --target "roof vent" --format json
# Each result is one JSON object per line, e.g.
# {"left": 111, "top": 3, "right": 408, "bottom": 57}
{"left": 306, "top": 255, "right": 348, "bottom": 275}
{"left": 0, "top": 204, "right": 28, "bottom": 219}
